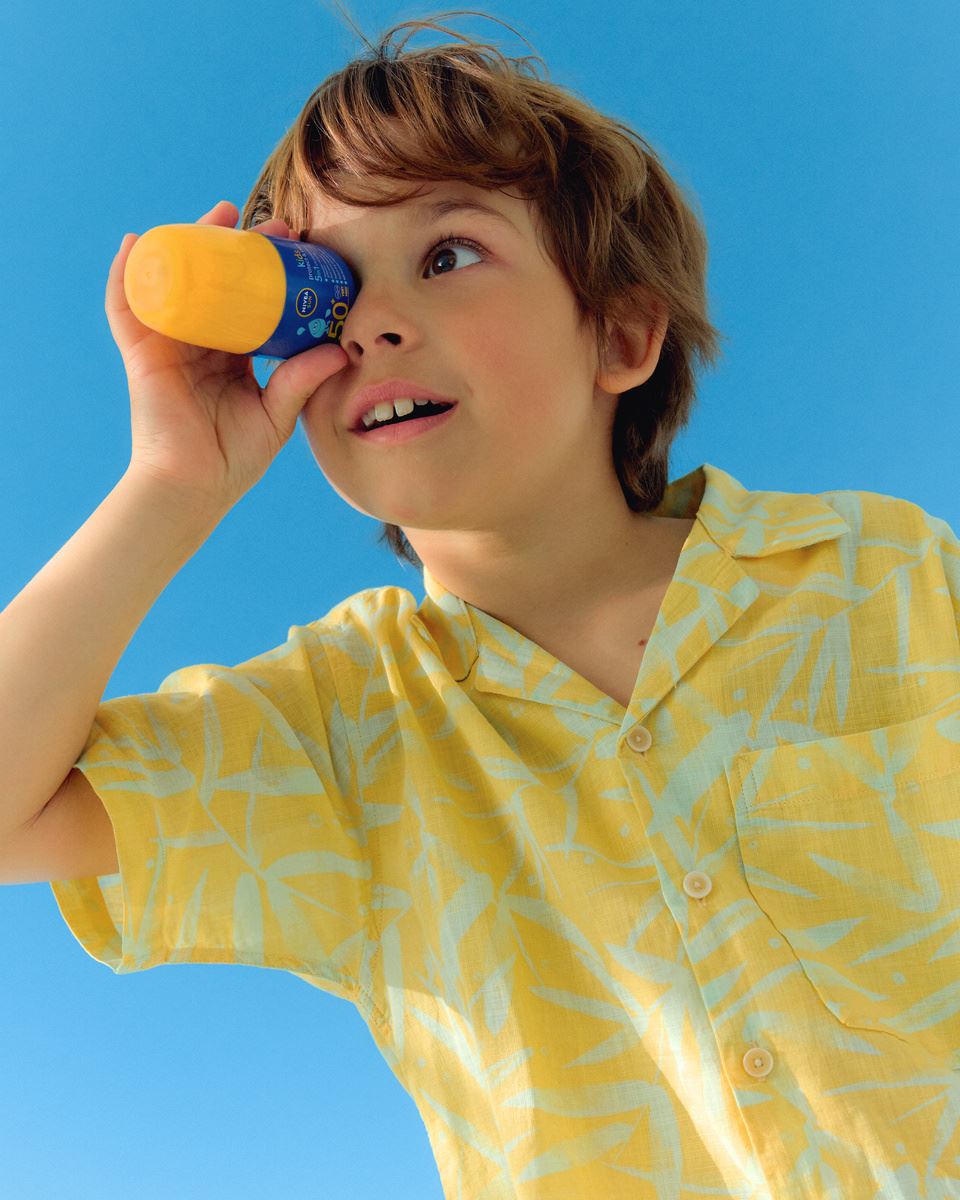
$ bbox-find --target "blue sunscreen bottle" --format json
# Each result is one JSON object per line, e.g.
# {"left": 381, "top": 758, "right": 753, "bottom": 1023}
{"left": 123, "top": 223, "right": 357, "bottom": 359}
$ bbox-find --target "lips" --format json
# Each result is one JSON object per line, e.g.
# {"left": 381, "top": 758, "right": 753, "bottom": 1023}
{"left": 357, "top": 399, "right": 454, "bottom": 432}
{"left": 345, "top": 378, "right": 459, "bottom": 432}
{"left": 350, "top": 401, "right": 458, "bottom": 443}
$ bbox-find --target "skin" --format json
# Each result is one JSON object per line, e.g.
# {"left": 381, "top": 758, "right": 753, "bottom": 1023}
{"left": 298, "top": 171, "right": 693, "bottom": 653}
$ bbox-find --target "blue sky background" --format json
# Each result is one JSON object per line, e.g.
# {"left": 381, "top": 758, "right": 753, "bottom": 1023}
{"left": 1, "top": 1, "right": 958, "bottom": 1196}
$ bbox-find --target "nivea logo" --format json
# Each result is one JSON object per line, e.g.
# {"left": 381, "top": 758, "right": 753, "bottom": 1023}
{"left": 295, "top": 288, "right": 319, "bottom": 318}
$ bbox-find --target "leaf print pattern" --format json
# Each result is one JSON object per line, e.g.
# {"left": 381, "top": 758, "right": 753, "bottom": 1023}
{"left": 51, "top": 463, "right": 960, "bottom": 1198}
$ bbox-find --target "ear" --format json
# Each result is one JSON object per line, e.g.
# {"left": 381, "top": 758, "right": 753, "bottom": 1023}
{"left": 595, "top": 297, "right": 669, "bottom": 396}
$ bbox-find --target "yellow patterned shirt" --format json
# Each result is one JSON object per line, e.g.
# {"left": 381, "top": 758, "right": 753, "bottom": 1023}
{"left": 51, "top": 462, "right": 960, "bottom": 1199}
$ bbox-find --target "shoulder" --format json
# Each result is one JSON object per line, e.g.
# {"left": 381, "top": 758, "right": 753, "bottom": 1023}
{"left": 807, "top": 484, "right": 960, "bottom": 613}
{"left": 813, "top": 482, "right": 956, "bottom": 547}
{"left": 310, "top": 584, "right": 423, "bottom": 639}
{"left": 294, "top": 584, "right": 427, "bottom": 670}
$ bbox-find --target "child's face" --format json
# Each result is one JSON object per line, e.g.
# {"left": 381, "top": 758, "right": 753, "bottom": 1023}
{"left": 297, "top": 172, "right": 636, "bottom": 546}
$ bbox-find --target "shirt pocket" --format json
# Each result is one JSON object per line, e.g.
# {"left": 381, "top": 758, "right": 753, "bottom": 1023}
{"left": 726, "top": 709, "right": 960, "bottom": 1062}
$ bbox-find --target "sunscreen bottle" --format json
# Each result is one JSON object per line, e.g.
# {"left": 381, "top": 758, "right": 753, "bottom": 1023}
{"left": 123, "top": 223, "right": 356, "bottom": 358}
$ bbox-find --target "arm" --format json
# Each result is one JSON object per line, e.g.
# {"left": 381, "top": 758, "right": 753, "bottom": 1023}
{"left": 0, "top": 468, "right": 225, "bottom": 851}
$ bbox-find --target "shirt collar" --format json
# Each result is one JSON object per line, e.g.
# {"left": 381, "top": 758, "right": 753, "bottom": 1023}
{"left": 415, "top": 462, "right": 851, "bottom": 701}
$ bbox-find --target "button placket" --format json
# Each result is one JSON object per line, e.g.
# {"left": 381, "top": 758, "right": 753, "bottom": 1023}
{"left": 624, "top": 717, "right": 777, "bottom": 1090}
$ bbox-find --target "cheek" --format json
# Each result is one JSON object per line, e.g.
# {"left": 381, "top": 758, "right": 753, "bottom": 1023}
{"left": 483, "top": 315, "right": 591, "bottom": 427}
{"left": 462, "top": 300, "right": 539, "bottom": 382}
{"left": 296, "top": 409, "right": 381, "bottom": 518}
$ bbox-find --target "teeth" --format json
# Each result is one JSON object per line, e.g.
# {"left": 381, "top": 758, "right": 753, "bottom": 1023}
{"left": 361, "top": 397, "right": 432, "bottom": 429}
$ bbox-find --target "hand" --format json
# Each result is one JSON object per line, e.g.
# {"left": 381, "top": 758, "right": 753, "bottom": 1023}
{"left": 106, "top": 200, "right": 348, "bottom": 515}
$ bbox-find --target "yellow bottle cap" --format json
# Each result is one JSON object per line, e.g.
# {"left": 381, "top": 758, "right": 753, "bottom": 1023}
{"left": 124, "top": 223, "right": 287, "bottom": 354}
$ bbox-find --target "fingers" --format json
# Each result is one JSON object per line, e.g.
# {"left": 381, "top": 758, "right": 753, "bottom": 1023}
{"left": 198, "top": 200, "right": 239, "bottom": 227}
{"left": 104, "top": 230, "right": 141, "bottom": 339}
{"left": 199, "top": 199, "right": 294, "bottom": 239}
{"left": 261, "top": 342, "right": 348, "bottom": 441}
{"left": 252, "top": 216, "right": 293, "bottom": 240}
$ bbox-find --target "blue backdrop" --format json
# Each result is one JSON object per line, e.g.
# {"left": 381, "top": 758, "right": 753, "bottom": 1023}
{"left": 1, "top": 1, "right": 958, "bottom": 1196}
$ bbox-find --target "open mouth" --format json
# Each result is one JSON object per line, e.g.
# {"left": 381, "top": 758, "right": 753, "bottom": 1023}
{"left": 352, "top": 401, "right": 458, "bottom": 442}
{"left": 354, "top": 400, "right": 455, "bottom": 432}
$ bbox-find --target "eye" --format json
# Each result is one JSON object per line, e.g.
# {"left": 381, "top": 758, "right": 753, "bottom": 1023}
{"left": 423, "top": 234, "right": 486, "bottom": 279}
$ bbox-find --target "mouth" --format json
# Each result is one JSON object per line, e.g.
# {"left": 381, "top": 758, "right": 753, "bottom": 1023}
{"left": 351, "top": 401, "right": 458, "bottom": 443}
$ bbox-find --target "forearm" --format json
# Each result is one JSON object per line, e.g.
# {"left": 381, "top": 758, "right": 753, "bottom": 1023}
{"left": 0, "top": 468, "right": 225, "bottom": 840}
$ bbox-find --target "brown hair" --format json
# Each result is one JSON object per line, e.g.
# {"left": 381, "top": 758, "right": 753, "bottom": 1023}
{"left": 240, "top": 8, "right": 727, "bottom": 571}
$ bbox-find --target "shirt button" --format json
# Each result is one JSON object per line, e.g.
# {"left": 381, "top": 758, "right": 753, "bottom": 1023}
{"left": 626, "top": 724, "right": 652, "bottom": 752}
{"left": 742, "top": 1046, "right": 774, "bottom": 1078}
{"left": 682, "top": 871, "right": 713, "bottom": 899}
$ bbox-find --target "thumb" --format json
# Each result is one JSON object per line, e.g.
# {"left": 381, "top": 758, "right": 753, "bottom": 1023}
{"left": 261, "top": 342, "right": 348, "bottom": 441}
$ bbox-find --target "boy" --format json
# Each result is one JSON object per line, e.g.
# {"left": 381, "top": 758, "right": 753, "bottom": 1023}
{"left": 3, "top": 13, "right": 960, "bottom": 1199}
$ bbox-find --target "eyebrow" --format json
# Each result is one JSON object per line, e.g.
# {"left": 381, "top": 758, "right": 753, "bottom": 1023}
{"left": 304, "top": 196, "right": 519, "bottom": 241}
{"left": 417, "top": 197, "right": 519, "bottom": 232}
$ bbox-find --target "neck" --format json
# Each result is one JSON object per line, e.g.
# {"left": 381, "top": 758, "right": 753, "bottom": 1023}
{"left": 415, "top": 509, "right": 688, "bottom": 638}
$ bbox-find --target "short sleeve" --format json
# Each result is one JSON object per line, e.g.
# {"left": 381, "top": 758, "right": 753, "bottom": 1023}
{"left": 49, "top": 623, "right": 371, "bottom": 1004}
{"left": 913, "top": 502, "right": 960, "bottom": 652}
